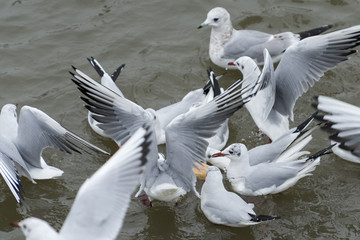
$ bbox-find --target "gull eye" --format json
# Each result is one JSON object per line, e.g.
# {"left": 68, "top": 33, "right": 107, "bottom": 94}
{"left": 229, "top": 150, "right": 234, "bottom": 154}
{"left": 213, "top": 18, "right": 219, "bottom": 22}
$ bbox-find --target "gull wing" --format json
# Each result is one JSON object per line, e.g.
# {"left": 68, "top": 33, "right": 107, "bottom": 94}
{"left": 315, "top": 96, "right": 360, "bottom": 158}
{"left": 273, "top": 25, "right": 360, "bottom": 121}
{"left": 0, "top": 152, "right": 23, "bottom": 204}
{"left": 164, "top": 77, "right": 255, "bottom": 194}
{"left": 60, "top": 126, "right": 151, "bottom": 240}
{"left": 15, "top": 106, "right": 109, "bottom": 168}
{"left": 71, "top": 67, "right": 160, "bottom": 193}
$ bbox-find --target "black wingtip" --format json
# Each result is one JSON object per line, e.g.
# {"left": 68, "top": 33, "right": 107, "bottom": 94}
{"left": 111, "top": 64, "right": 126, "bottom": 82}
{"left": 295, "top": 111, "right": 318, "bottom": 133}
{"left": 307, "top": 144, "right": 335, "bottom": 161}
{"left": 298, "top": 24, "right": 333, "bottom": 40}
{"left": 249, "top": 213, "right": 281, "bottom": 222}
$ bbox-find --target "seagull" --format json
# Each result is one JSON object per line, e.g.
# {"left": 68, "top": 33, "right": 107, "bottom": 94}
{"left": 234, "top": 25, "right": 360, "bottom": 141}
{"left": 211, "top": 112, "right": 319, "bottom": 170}
{"left": 198, "top": 7, "right": 332, "bottom": 68}
{"left": 314, "top": 95, "right": 360, "bottom": 163}
{"left": 212, "top": 142, "right": 333, "bottom": 196}
{"left": 85, "top": 57, "right": 225, "bottom": 146}
{"left": 71, "top": 65, "right": 263, "bottom": 205}
{"left": 0, "top": 104, "right": 109, "bottom": 192}
{"left": 201, "top": 166, "right": 280, "bottom": 227}
{"left": 12, "top": 125, "right": 151, "bottom": 240}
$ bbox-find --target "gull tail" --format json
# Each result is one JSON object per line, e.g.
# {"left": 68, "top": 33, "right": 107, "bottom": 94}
{"left": 249, "top": 213, "right": 280, "bottom": 222}
{"left": 298, "top": 24, "right": 333, "bottom": 40}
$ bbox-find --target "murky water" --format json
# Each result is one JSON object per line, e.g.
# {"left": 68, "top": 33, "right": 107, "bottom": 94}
{"left": 1, "top": 0, "right": 360, "bottom": 239}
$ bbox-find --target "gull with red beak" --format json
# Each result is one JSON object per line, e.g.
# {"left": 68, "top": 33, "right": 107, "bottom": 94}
{"left": 234, "top": 25, "right": 360, "bottom": 141}
{"left": 212, "top": 143, "right": 333, "bottom": 196}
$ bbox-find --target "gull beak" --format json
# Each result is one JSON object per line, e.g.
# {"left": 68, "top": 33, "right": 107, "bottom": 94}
{"left": 228, "top": 62, "right": 235, "bottom": 66}
{"left": 198, "top": 20, "right": 209, "bottom": 29}
{"left": 11, "top": 221, "right": 20, "bottom": 228}
{"left": 211, "top": 152, "right": 227, "bottom": 158}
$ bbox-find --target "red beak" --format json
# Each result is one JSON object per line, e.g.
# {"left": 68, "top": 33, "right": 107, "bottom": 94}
{"left": 211, "top": 152, "right": 227, "bottom": 158}
{"left": 11, "top": 221, "right": 20, "bottom": 228}
{"left": 227, "top": 62, "right": 235, "bottom": 66}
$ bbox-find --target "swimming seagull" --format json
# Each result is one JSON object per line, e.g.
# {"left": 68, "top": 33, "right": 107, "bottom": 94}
{"left": 12, "top": 125, "right": 151, "bottom": 240}
{"left": 84, "top": 57, "right": 225, "bottom": 145}
{"left": 235, "top": 25, "right": 360, "bottom": 141}
{"left": 212, "top": 143, "right": 333, "bottom": 196}
{"left": 198, "top": 7, "right": 332, "bottom": 68}
{"left": 201, "top": 166, "right": 280, "bottom": 227}
{"left": 211, "top": 112, "right": 319, "bottom": 170}
{"left": 314, "top": 95, "right": 360, "bottom": 163}
{"left": 0, "top": 104, "right": 109, "bottom": 185}
{"left": 70, "top": 66, "right": 263, "bottom": 205}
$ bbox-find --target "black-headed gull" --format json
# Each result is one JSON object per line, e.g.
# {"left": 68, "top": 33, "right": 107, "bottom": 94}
{"left": 213, "top": 143, "right": 333, "bottom": 196}
{"left": 12, "top": 125, "right": 151, "bottom": 240}
{"left": 71, "top": 66, "right": 263, "bottom": 205}
{"left": 314, "top": 95, "right": 360, "bottom": 163}
{"left": 198, "top": 7, "right": 332, "bottom": 68}
{"left": 201, "top": 166, "right": 280, "bottom": 227}
{"left": 211, "top": 112, "right": 319, "bottom": 170}
{"left": 235, "top": 25, "right": 360, "bottom": 141}
{"left": 0, "top": 104, "right": 108, "bottom": 185}
{"left": 84, "top": 57, "right": 224, "bottom": 145}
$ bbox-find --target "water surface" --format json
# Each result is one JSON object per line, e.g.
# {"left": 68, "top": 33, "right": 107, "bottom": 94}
{"left": 1, "top": 0, "right": 360, "bottom": 239}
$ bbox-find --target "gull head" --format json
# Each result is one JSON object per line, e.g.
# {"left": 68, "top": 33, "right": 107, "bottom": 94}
{"left": 220, "top": 143, "right": 248, "bottom": 161}
{"left": 198, "top": 7, "right": 231, "bottom": 29}
{"left": 234, "top": 56, "right": 258, "bottom": 76}
{"left": 204, "top": 166, "right": 223, "bottom": 182}
{"left": 12, "top": 217, "right": 58, "bottom": 240}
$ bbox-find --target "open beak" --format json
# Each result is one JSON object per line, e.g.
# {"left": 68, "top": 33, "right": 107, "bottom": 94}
{"left": 11, "top": 221, "right": 20, "bottom": 228}
{"left": 211, "top": 152, "right": 228, "bottom": 158}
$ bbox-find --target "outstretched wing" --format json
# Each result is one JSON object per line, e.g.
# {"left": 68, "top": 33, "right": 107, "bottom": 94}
{"left": 165, "top": 77, "right": 256, "bottom": 194}
{"left": 71, "top": 67, "right": 159, "bottom": 193}
{"left": 60, "top": 126, "right": 151, "bottom": 240}
{"left": 274, "top": 25, "right": 360, "bottom": 120}
{"left": 315, "top": 95, "right": 360, "bottom": 159}
{"left": 15, "top": 106, "right": 109, "bottom": 168}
